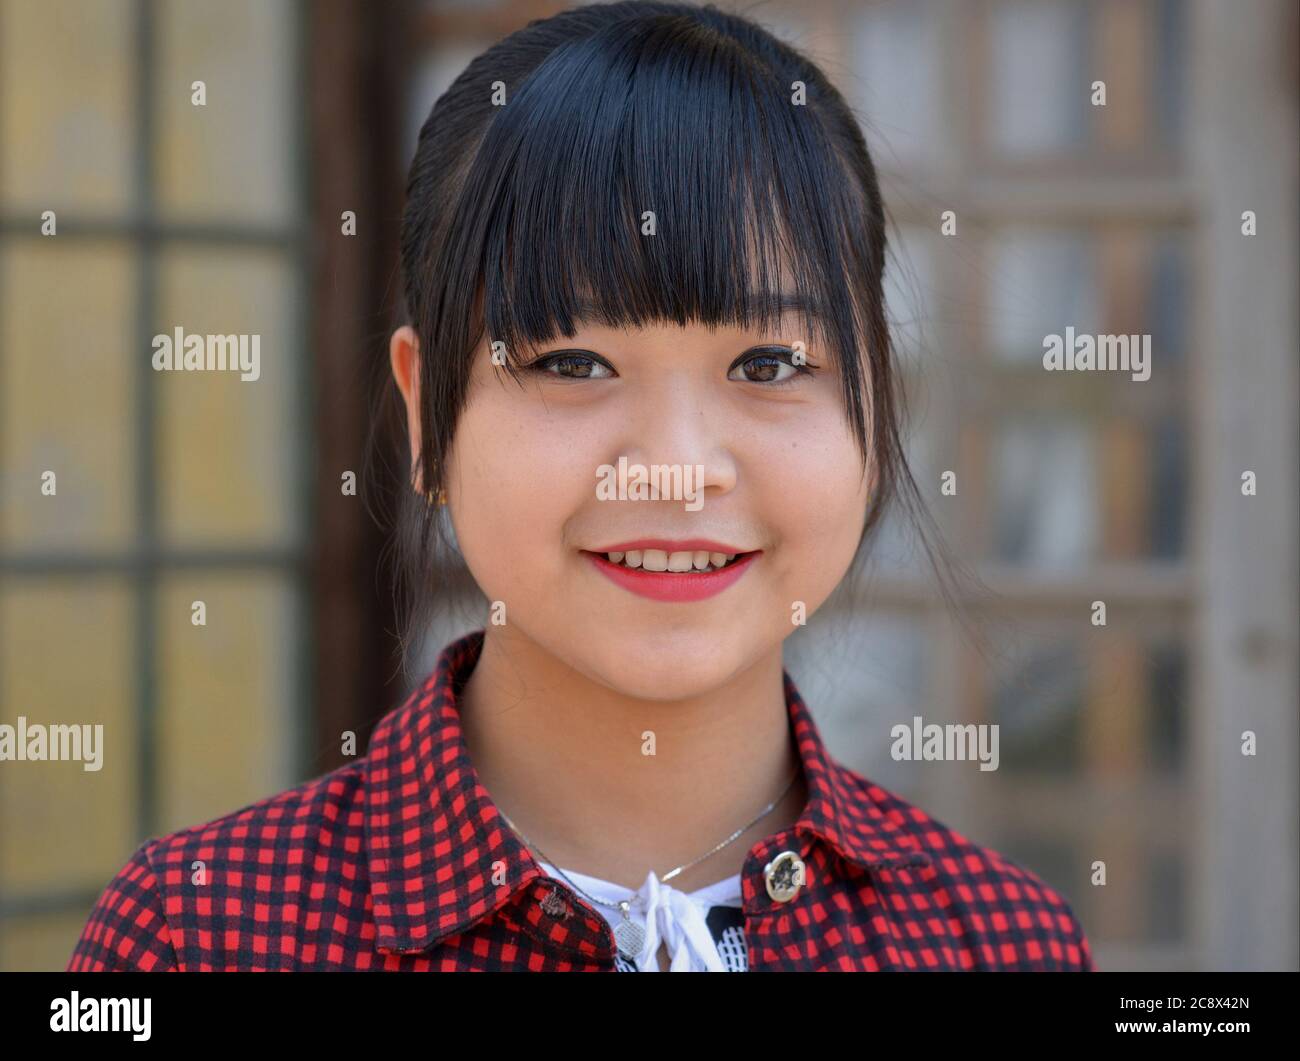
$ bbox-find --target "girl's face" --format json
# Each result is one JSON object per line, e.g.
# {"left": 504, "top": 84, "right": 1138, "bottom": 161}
{"left": 394, "top": 312, "right": 871, "bottom": 700}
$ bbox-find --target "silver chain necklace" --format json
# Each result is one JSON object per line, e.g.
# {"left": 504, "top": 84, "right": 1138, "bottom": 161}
{"left": 500, "top": 769, "right": 800, "bottom": 963}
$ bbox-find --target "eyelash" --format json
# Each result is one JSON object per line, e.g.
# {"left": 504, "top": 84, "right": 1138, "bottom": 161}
{"left": 522, "top": 347, "right": 818, "bottom": 386}
{"left": 733, "top": 348, "right": 818, "bottom": 387}
{"left": 522, "top": 351, "right": 614, "bottom": 380}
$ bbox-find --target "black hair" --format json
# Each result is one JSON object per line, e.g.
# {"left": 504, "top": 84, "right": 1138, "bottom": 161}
{"left": 368, "top": 0, "right": 988, "bottom": 684}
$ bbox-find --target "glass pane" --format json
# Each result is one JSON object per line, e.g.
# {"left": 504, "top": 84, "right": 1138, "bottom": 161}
{"left": 1146, "top": 848, "right": 1185, "bottom": 943}
{"left": 1090, "top": 0, "right": 1148, "bottom": 154}
{"left": 0, "top": 240, "right": 136, "bottom": 551}
{"left": 1091, "top": 412, "right": 1188, "bottom": 563}
{"left": 1145, "top": 638, "right": 1186, "bottom": 775}
{"left": 1151, "top": 0, "right": 1187, "bottom": 151}
{"left": 1092, "top": 0, "right": 1187, "bottom": 156}
{"left": 0, "top": 578, "right": 136, "bottom": 895}
{"left": 0, "top": 910, "right": 99, "bottom": 972}
{"left": 987, "top": 631, "right": 1085, "bottom": 775}
{"left": 785, "top": 610, "right": 926, "bottom": 785}
{"left": 988, "top": 0, "right": 1089, "bottom": 158}
{"left": 0, "top": 0, "right": 134, "bottom": 214}
{"left": 986, "top": 229, "right": 1100, "bottom": 364}
{"left": 864, "top": 497, "right": 921, "bottom": 580}
{"left": 1146, "top": 414, "right": 1187, "bottom": 560}
{"left": 1094, "top": 227, "right": 1182, "bottom": 377}
{"left": 156, "top": 572, "right": 297, "bottom": 836}
{"left": 987, "top": 0, "right": 1184, "bottom": 163}
{"left": 991, "top": 416, "right": 1098, "bottom": 569}
{"left": 154, "top": 246, "right": 298, "bottom": 548}
{"left": 156, "top": 0, "right": 293, "bottom": 224}
{"left": 861, "top": 425, "right": 935, "bottom": 578}
{"left": 847, "top": 0, "right": 943, "bottom": 168}
{"left": 1148, "top": 229, "right": 1188, "bottom": 362}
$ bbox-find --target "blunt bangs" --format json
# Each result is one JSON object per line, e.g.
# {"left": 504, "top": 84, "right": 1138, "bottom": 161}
{"left": 423, "top": 11, "right": 874, "bottom": 460}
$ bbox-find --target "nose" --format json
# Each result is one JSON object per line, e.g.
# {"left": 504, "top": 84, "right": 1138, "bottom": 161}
{"left": 617, "top": 379, "right": 738, "bottom": 500}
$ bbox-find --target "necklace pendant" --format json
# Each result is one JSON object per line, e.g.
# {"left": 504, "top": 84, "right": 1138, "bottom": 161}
{"left": 612, "top": 901, "right": 645, "bottom": 960}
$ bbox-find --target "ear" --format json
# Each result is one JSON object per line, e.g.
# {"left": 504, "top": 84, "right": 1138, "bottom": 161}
{"left": 389, "top": 325, "right": 424, "bottom": 492}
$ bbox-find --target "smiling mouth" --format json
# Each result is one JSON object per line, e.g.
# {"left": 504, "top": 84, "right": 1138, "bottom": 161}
{"left": 581, "top": 548, "right": 762, "bottom": 603}
{"left": 583, "top": 548, "right": 753, "bottom": 573}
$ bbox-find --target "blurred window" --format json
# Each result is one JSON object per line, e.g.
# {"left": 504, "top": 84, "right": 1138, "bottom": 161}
{"left": 0, "top": 0, "right": 306, "bottom": 969}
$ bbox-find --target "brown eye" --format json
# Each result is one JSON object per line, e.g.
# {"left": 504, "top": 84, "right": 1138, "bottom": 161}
{"left": 727, "top": 347, "right": 811, "bottom": 385}
{"left": 550, "top": 355, "right": 596, "bottom": 378}
{"left": 739, "top": 356, "right": 786, "bottom": 383}
{"left": 526, "top": 351, "right": 615, "bottom": 379}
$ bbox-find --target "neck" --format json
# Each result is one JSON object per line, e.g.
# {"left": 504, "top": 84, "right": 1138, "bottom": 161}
{"left": 458, "top": 626, "right": 808, "bottom": 894}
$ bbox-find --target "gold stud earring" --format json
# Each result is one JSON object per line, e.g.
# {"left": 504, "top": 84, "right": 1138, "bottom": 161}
{"left": 424, "top": 486, "right": 447, "bottom": 506}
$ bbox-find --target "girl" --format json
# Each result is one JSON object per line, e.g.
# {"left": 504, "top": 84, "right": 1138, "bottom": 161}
{"left": 70, "top": 0, "right": 1092, "bottom": 972}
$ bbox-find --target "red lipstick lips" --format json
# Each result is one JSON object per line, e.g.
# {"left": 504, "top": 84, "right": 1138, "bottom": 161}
{"left": 582, "top": 540, "right": 761, "bottom": 603}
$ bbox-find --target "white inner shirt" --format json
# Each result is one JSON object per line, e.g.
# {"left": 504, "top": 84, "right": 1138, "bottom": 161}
{"left": 536, "top": 858, "right": 746, "bottom": 972}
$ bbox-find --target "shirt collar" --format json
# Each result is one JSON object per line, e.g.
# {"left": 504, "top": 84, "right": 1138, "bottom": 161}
{"left": 365, "top": 629, "right": 930, "bottom": 954}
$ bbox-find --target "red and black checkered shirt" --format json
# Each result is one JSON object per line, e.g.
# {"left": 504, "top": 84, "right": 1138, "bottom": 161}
{"left": 68, "top": 629, "right": 1094, "bottom": 971}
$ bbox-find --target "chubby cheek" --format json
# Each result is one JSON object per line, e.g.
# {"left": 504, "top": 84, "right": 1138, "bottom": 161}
{"left": 443, "top": 389, "right": 591, "bottom": 612}
{"left": 747, "top": 415, "right": 870, "bottom": 626}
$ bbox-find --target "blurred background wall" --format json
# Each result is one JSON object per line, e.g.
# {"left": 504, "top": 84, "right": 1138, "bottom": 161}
{"left": 0, "top": 0, "right": 1295, "bottom": 972}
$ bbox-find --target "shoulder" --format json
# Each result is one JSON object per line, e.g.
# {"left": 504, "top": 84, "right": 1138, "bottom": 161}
{"left": 67, "top": 836, "right": 175, "bottom": 971}
{"left": 145, "top": 758, "right": 366, "bottom": 875}
{"left": 837, "top": 769, "right": 1095, "bottom": 971}
{"left": 68, "top": 759, "right": 367, "bottom": 972}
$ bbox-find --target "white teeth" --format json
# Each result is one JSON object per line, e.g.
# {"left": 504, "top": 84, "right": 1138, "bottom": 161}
{"left": 601, "top": 548, "right": 742, "bottom": 572}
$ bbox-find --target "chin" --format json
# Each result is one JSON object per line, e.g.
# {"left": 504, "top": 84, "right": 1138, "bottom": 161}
{"left": 595, "top": 660, "right": 738, "bottom": 702}
{"left": 575, "top": 631, "right": 757, "bottom": 702}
